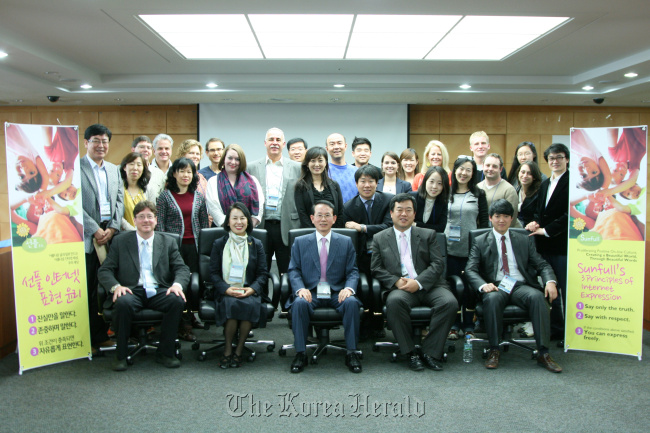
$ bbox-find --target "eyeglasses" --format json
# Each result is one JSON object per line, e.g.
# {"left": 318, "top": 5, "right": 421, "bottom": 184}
{"left": 88, "top": 139, "right": 109, "bottom": 145}
{"left": 135, "top": 214, "right": 156, "bottom": 221}
{"left": 548, "top": 156, "right": 566, "bottom": 162}
{"left": 518, "top": 152, "right": 533, "bottom": 157}
{"left": 207, "top": 148, "right": 223, "bottom": 153}
{"left": 313, "top": 214, "right": 333, "bottom": 220}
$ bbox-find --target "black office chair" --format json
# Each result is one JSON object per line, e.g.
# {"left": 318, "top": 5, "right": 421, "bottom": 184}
{"left": 189, "top": 227, "right": 279, "bottom": 362}
{"left": 278, "top": 228, "right": 368, "bottom": 365}
{"left": 98, "top": 232, "right": 183, "bottom": 364}
{"left": 468, "top": 228, "right": 562, "bottom": 359}
{"left": 372, "top": 232, "right": 463, "bottom": 361}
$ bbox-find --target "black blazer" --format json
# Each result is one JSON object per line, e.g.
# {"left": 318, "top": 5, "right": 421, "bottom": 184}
{"left": 377, "top": 177, "right": 412, "bottom": 194}
{"left": 411, "top": 191, "right": 448, "bottom": 233}
{"left": 342, "top": 191, "right": 394, "bottom": 256}
{"left": 294, "top": 180, "right": 345, "bottom": 229}
{"left": 518, "top": 190, "right": 540, "bottom": 228}
{"left": 533, "top": 173, "right": 569, "bottom": 255}
{"left": 209, "top": 235, "right": 270, "bottom": 303}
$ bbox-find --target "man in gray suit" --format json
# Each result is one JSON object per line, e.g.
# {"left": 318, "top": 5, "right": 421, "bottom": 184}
{"left": 247, "top": 127, "right": 301, "bottom": 274}
{"left": 371, "top": 193, "right": 458, "bottom": 372}
{"left": 80, "top": 123, "right": 124, "bottom": 352}
{"left": 465, "top": 199, "right": 562, "bottom": 372}
{"left": 98, "top": 201, "right": 189, "bottom": 371}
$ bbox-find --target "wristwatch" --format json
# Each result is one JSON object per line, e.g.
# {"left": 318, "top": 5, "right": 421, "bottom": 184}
{"left": 110, "top": 284, "right": 120, "bottom": 294}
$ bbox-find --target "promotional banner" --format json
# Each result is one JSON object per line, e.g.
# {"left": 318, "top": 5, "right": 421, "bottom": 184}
{"left": 566, "top": 125, "right": 647, "bottom": 359}
{"left": 5, "top": 123, "right": 90, "bottom": 373}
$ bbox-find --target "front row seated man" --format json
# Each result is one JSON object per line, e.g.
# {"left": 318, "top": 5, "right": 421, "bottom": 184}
{"left": 286, "top": 200, "right": 362, "bottom": 374}
{"left": 98, "top": 200, "right": 190, "bottom": 372}
{"left": 371, "top": 193, "right": 458, "bottom": 372}
{"left": 464, "top": 199, "right": 562, "bottom": 373}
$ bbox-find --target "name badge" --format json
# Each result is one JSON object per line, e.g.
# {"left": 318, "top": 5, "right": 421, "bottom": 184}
{"left": 229, "top": 264, "right": 244, "bottom": 283}
{"left": 317, "top": 282, "right": 331, "bottom": 299}
{"left": 498, "top": 275, "right": 517, "bottom": 294}
{"left": 100, "top": 202, "right": 111, "bottom": 221}
{"left": 266, "top": 195, "right": 280, "bottom": 210}
{"left": 449, "top": 225, "right": 461, "bottom": 241}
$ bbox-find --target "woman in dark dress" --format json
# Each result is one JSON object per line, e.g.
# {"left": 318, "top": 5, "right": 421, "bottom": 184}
{"left": 294, "top": 146, "right": 344, "bottom": 228}
{"left": 411, "top": 166, "right": 449, "bottom": 233}
{"left": 517, "top": 161, "right": 543, "bottom": 227}
{"left": 210, "top": 202, "right": 269, "bottom": 368}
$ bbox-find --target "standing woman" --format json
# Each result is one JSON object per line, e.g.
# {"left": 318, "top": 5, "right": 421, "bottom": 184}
{"left": 176, "top": 139, "right": 208, "bottom": 196}
{"left": 421, "top": 140, "right": 451, "bottom": 185}
{"left": 293, "top": 146, "right": 344, "bottom": 228}
{"left": 205, "top": 144, "right": 264, "bottom": 227}
{"left": 507, "top": 141, "right": 548, "bottom": 187}
{"left": 119, "top": 152, "right": 156, "bottom": 231}
{"left": 399, "top": 148, "right": 421, "bottom": 191}
{"left": 210, "top": 202, "right": 270, "bottom": 368}
{"left": 517, "top": 161, "right": 543, "bottom": 227}
{"left": 377, "top": 152, "right": 411, "bottom": 194}
{"left": 446, "top": 156, "right": 489, "bottom": 340}
{"left": 411, "top": 166, "right": 449, "bottom": 233}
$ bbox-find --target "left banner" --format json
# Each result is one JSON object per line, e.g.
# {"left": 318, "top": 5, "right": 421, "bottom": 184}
{"left": 4, "top": 123, "right": 90, "bottom": 374}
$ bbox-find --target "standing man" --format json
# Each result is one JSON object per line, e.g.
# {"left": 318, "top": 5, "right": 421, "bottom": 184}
{"left": 477, "top": 153, "right": 520, "bottom": 226}
{"left": 131, "top": 135, "right": 165, "bottom": 201}
{"left": 80, "top": 123, "right": 124, "bottom": 353}
{"left": 287, "top": 138, "right": 308, "bottom": 163}
{"left": 371, "top": 193, "right": 458, "bottom": 371}
{"left": 526, "top": 143, "right": 570, "bottom": 343}
{"left": 98, "top": 201, "right": 190, "bottom": 371}
{"left": 465, "top": 199, "right": 562, "bottom": 372}
{"left": 151, "top": 133, "right": 173, "bottom": 174}
{"left": 198, "top": 137, "right": 225, "bottom": 181}
{"left": 469, "top": 131, "right": 506, "bottom": 182}
{"left": 326, "top": 132, "right": 358, "bottom": 203}
{"left": 286, "top": 201, "right": 362, "bottom": 373}
{"left": 350, "top": 137, "right": 380, "bottom": 172}
{"left": 247, "top": 127, "right": 301, "bottom": 275}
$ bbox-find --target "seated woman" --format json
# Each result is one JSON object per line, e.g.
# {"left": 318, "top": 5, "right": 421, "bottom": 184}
{"left": 119, "top": 152, "right": 156, "bottom": 231}
{"left": 516, "top": 161, "right": 543, "bottom": 227}
{"left": 411, "top": 166, "right": 449, "bottom": 233}
{"left": 293, "top": 146, "right": 344, "bottom": 228}
{"left": 377, "top": 151, "right": 411, "bottom": 194}
{"left": 205, "top": 144, "right": 264, "bottom": 227}
{"left": 210, "top": 202, "right": 270, "bottom": 368}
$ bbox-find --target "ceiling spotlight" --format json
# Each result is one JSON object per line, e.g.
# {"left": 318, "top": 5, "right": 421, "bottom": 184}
{"left": 459, "top": 84, "right": 471, "bottom": 90}
{"left": 333, "top": 84, "right": 345, "bottom": 88}
{"left": 624, "top": 72, "right": 638, "bottom": 78}
{"left": 80, "top": 84, "right": 92, "bottom": 89}
{"left": 582, "top": 85, "right": 594, "bottom": 91}
{"left": 114, "top": 98, "right": 124, "bottom": 102}
{"left": 206, "top": 82, "right": 218, "bottom": 88}
{"left": 0, "top": 51, "right": 8, "bottom": 58}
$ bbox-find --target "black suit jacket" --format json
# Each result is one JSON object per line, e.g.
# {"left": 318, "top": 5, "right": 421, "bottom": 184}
{"left": 342, "top": 191, "right": 394, "bottom": 257}
{"left": 518, "top": 190, "right": 539, "bottom": 228}
{"left": 465, "top": 229, "right": 556, "bottom": 292}
{"left": 98, "top": 231, "right": 190, "bottom": 307}
{"left": 294, "top": 180, "right": 345, "bottom": 229}
{"left": 209, "top": 235, "right": 270, "bottom": 303}
{"left": 533, "top": 172, "right": 569, "bottom": 255}
{"left": 411, "top": 191, "right": 448, "bottom": 233}
{"left": 377, "top": 178, "right": 412, "bottom": 194}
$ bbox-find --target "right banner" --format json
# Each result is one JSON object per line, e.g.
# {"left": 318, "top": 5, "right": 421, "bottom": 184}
{"left": 566, "top": 125, "right": 647, "bottom": 359}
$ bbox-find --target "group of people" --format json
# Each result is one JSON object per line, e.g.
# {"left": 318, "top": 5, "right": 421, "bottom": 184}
{"left": 78, "top": 123, "right": 569, "bottom": 374}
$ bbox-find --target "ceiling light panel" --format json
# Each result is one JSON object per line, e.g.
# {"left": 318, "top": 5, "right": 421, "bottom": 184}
{"left": 249, "top": 14, "right": 353, "bottom": 59}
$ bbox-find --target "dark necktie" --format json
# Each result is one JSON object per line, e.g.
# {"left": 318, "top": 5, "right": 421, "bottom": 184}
{"left": 501, "top": 236, "right": 510, "bottom": 276}
{"left": 365, "top": 199, "right": 373, "bottom": 222}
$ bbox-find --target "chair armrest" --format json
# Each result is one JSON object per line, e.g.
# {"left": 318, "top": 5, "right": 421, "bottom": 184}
{"left": 448, "top": 275, "right": 464, "bottom": 303}
{"left": 188, "top": 272, "right": 201, "bottom": 311}
{"left": 280, "top": 273, "right": 291, "bottom": 307}
{"left": 97, "top": 282, "right": 109, "bottom": 313}
{"left": 358, "top": 273, "right": 370, "bottom": 307}
{"left": 269, "top": 271, "right": 281, "bottom": 308}
{"left": 370, "top": 277, "right": 384, "bottom": 313}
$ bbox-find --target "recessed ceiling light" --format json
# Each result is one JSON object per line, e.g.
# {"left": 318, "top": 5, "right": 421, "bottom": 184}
{"left": 14, "top": 99, "right": 23, "bottom": 102}
{"left": 333, "top": 84, "right": 345, "bottom": 88}
{"left": 114, "top": 98, "right": 124, "bottom": 102}
{"left": 459, "top": 84, "right": 472, "bottom": 89}
{"left": 80, "top": 84, "right": 92, "bottom": 89}
{"left": 222, "top": 98, "right": 234, "bottom": 101}
{"left": 44, "top": 71, "right": 59, "bottom": 75}
{"left": 206, "top": 83, "right": 218, "bottom": 88}
{"left": 624, "top": 72, "right": 638, "bottom": 78}
{"left": 0, "top": 51, "right": 8, "bottom": 58}
{"left": 582, "top": 85, "right": 594, "bottom": 90}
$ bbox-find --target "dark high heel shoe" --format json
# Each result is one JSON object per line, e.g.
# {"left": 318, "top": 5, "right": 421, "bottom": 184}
{"left": 219, "top": 353, "right": 232, "bottom": 369}
{"left": 230, "top": 353, "right": 243, "bottom": 368}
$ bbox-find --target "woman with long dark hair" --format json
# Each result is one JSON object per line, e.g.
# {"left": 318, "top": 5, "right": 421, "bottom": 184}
{"left": 507, "top": 141, "right": 548, "bottom": 187}
{"left": 517, "top": 161, "right": 543, "bottom": 227}
{"left": 412, "top": 166, "right": 449, "bottom": 233}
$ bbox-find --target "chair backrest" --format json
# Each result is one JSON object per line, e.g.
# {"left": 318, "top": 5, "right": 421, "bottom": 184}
{"left": 435, "top": 231, "right": 448, "bottom": 277}
{"left": 287, "top": 228, "right": 359, "bottom": 254}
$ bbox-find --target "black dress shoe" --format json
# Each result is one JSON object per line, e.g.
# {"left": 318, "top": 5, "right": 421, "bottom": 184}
{"left": 291, "top": 352, "right": 307, "bottom": 373}
{"left": 155, "top": 352, "right": 181, "bottom": 368}
{"left": 346, "top": 352, "right": 362, "bottom": 373}
{"left": 112, "top": 357, "right": 127, "bottom": 372}
{"left": 407, "top": 353, "right": 425, "bottom": 371}
{"left": 420, "top": 354, "right": 443, "bottom": 371}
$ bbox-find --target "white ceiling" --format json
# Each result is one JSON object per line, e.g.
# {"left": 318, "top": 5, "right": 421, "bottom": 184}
{"left": 1, "top": 0, "right": 650, "bottom": 107}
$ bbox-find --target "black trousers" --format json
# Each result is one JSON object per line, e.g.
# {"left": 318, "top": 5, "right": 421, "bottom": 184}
{"left": 85, "top": 251, "right": 108, "bottom": 346}
{"left": 265, "top": 220, "right": 290, "bottom": 274}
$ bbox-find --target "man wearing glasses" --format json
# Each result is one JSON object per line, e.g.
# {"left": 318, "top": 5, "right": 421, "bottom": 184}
{"left": 198, "top": 138, "right": 225, "bottom": 181}
{"left": 525, "top": 143, "right": 570, "bottom": 345}
{"left": 81, "top": 123, "right": 124, "bottom": 355}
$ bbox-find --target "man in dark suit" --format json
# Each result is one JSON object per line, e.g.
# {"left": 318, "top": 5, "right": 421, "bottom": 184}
{"left": 246, "top": 127, "right": 301, "bottom": 275}
{"left": 371, "top": 193, "right": 458, "bottom": 372}
{"left": 80, "top": 123, "right": 124, "bottom": 353}
{"left": 286, "top": 200, "right": 362, "bottom": 373}
{"left": 98, "top": 201, "right": 190, "bottom": 371}
{"left": 466, "top": 199, "right": 562, "bottom": 372}
{"left": 525, "top": 143, "right": 570, "bottom": 342}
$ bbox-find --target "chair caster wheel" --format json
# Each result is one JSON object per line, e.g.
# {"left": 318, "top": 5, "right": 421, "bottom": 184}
{"left": 482, "top": 349, "right": 488, "bottom": 359}
{"left": 531, "top": 351, "right": 538, "bottom": 360}
{"left": 175, "top": 341, "right": 181, "bottom": 349}
{"left": 448, "top": 345, "right": 455, "bottom": 353}
{"left": 197, "top": 354, "right": 206, "bottom": 362}
{"left": 443, "top": 353, "right": 448, "bottom": 362}
{"left": 358, "top": 351, "right": 363, "bottom": 360}
{"left": 390, "top": 353, "right": 398, "bottom": 363}
{"left": 247, "top": 355, "right": 255, "bottom": 363}
{"left": 278, "top": 349, "right": 287, "bottom": 357}
{"left": 503, "top": 345, "right": 509, "bottom": 353}
{"left": 372, "top": 345, "right": 379, "bottom": 352}
{"left": 175, "top": 352, "right": 182, "bottom": 360}
{"left": 191, "top": 342, "right": 200, "bottom": 351}
{"left": 126, "top": 357, "right": 134, "bottom": 366}
{"left": 310, "top": 357, "right": 318, "bottom": 365}
{"left": 267, "top": 344, "right": 275, "bottom": 352}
